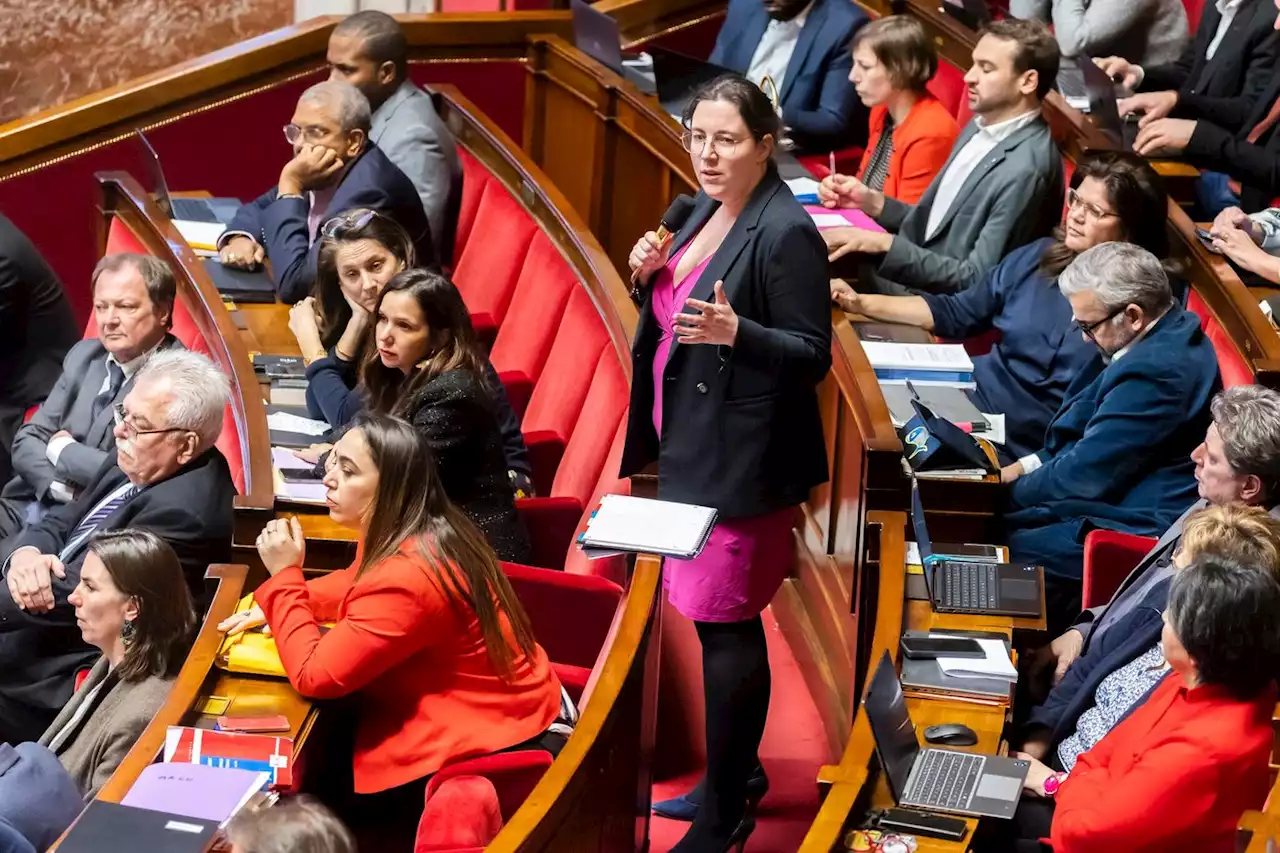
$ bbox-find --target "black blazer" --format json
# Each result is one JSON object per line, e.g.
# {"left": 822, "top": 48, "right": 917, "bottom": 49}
{"left": 0, "top": 214, "right": 78, "bottom": 485}
{"left": 0, "top": 448, "right": 235, "bottom": 741}
{"left": 1184, "top": 73, "right": 1280, "bottom": 212}
{"left": 225, "top": 142, "right": 434, "bottom": 304}
{"left": 1143, "top": 0, "right": 1280, "bottom": 133}
{"left": 619, "top": 168, "right": 832, "bottom": 517}
{"left": 401, "top": 369, "right": 531, "bottom": 564}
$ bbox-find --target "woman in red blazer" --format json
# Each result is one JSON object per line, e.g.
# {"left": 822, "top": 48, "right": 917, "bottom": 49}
{"left": 220, "top": 413, "right": 567, "bottom": 835}
{"left": 822, "top": 16, "right": 959, "bottom": 206}
{"left": 1011, "top": 556, "right": 1280, "bottom": 853}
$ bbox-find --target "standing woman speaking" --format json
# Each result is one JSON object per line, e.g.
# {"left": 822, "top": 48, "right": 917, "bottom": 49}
{"left": 621, "top": 75, "right": 832, "bottom": 853}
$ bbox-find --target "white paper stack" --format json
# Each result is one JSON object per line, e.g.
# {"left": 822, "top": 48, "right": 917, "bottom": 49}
{"left": 937, "top": 638, "right": 1018, "bottom": 682}
{"left": 862, "top": 341, "right": 974, "bottom": 384}
{"left": 579, "top": 494, "right": 718, "bottom": 559}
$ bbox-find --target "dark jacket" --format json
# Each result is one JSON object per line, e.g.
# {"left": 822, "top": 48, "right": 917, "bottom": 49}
{"left": 1024, "top": 577, "right": 1168, "bottom": 749}
{"left": 1184, "top": 73, "right": 1280, "bottom": 213}
{"left": 709, "top": 0, "right": 869, "bottom": 151}
{"left": 921, "top": 238, "right": 1101, "bottom": 458}
{"left": 1006, "top": 307, "right": 1220, "bottom": 538}
{"left": 401, "top": 369, "right": 530, "bottom": 563}
{"left": 0, "top": 742, "right": 83, "bottom": 853}
{"left": 225, "top": 143, "right": 434, "bottom": 304}
{"left": 1142, "top": 0, "right": 1280, "bottom": 133}
{"left": 0, "top": 214, "right": 78, "bottom": 486}
{"left": 304, "top": 347, "right": 531, "bottom": 481}
{"left": 0, "top": 448, "right": 234, "bottom": 741}
{"left": 619, "top": 168, "right": 832, "bottom": 517}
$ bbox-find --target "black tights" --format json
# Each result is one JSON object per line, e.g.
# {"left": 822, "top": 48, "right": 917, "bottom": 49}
{"left": 675, "top": 616, "right": 772, "bottom": 851}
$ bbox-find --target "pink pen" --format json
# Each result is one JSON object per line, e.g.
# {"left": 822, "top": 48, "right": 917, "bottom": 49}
{"left": 829, "top": 151, "right": 836, "bottom": 176}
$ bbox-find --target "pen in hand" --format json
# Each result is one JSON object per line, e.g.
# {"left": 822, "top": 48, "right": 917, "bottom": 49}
{"left": 829, "top": 151, "right": 836, "bottom": 177}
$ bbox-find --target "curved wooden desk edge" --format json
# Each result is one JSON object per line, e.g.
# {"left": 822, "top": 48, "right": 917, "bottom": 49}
{"left": 488, "top": 555, "right": 662, "bottom": 851}
{"left": 431, "top": 84, "right": 640, "bottom": 361}
{"left": 78, "top": 564, "right": 249, "bottom": 809}
{"left": 800, "top": 511, "right": 907, "bottom": 852}
{"left": 832, "top": 309, "right": 904, "bottom": 455}
{"left": 595, "top": 0, "right": 726, "bottom": 45}
{"left": 96, "top": 172, "right": 274, "bottom": 511}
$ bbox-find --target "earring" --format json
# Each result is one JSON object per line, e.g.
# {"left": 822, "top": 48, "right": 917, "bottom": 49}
{"left": 120, "top": 619, "right": 136, "bottom": 645}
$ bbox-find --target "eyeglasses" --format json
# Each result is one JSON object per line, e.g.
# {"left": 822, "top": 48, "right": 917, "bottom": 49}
{"left": 1072, "top": 307, "right": 1123, "bottom": 343}
{"left": 1067, "top": 188, "right": 1119, "bottom": 223}
{"left": 321, "top": 209, "right": 379, "bottom": 239}
{"left": 681, "top": 130, "right": 749, "bottom": 158}
{"left": 283, "top": 123, "right": 329, "bottom": 146}
{"left": 112, "top": 403, "right": 189, "bottom": 440}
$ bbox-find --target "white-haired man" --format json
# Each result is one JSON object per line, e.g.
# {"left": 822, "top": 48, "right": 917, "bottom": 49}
{"left": 217, "top": 79, "right": 434, "bottom": 303}
{"left": 0, "top": 350, "right": 237, "bottom": 743}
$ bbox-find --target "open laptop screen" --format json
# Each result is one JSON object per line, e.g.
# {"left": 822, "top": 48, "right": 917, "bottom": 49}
{"left": 863, "top": 652, "right": 921, "bottom": 803}
{"left": 570, "top": 0, "right": 624, "bottom": 74}
{"left": 910, "top": 477, "right": 934, "bottom": 562}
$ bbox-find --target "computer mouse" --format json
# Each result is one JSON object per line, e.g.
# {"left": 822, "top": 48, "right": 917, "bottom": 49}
{"left": 923, "top": 723, "right": 979, "bottom": 747}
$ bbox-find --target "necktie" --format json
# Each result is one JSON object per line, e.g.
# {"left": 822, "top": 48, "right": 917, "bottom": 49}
{"left": 1227, "top": 94, "right": 1280, "bottom": 194}
{"left": 59, "top": 484, "right": 140, "bottom": 562}
{"left": 92, "top": 361, "right": 125, "bottom": 422}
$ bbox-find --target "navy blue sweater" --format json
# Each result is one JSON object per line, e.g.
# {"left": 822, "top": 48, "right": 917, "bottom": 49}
{"left": 1024, "top": 577, "right": 1169, "bottom": 747}
{"left": 304, "top": 349, "right": 532, "bottom": 480}
{"left": 922, "top": 238, "right": 1100, "bottom": 459}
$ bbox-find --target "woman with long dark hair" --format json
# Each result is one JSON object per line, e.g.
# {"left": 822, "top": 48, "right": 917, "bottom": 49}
{"left": 832, "top": 151, "right": 1170, "bottom": 459}
{"left": 221, "top": 413, "right": 570, "bottom": 839}
{"left": 288, "top": 209, "right": 531, "bottom": 494}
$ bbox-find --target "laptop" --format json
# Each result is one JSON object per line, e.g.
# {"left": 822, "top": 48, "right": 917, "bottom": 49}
{"left": 651, "top": 47, "right": 738, "bottom": 117}
{"left": 136, "top": 130, "right": 241, "bottom": 224}
{"left": 939, "top": 0, "right": 992, "bottom": 30}
{"left": 864, "top": 652, "right": 1029, "bottom": 819}
{"left": 569, "top": 0, "right": 655, "bottom": 92}
{"left": 911, "top": 478, "right": 1043, "bottom": 617}
{"left": 1076, "top": 56, "right": 1139, "bottom": 150}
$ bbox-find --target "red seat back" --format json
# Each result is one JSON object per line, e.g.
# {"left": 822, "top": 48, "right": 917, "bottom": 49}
{"left": 1186, "top": 289, "right": 1253, "bottom": 388}
{"left": 927, "top": 61, "right": 970, "bottom": 125}
{"left": 563, "top": 418, "right": 631, "bottom": 584}
{"left": 454, "top": 149, "right": 491, "bottom": 263}
{"left": 416, "top": 775, "right": 502, "bottom": 853}
{"left": 502, "top": 561, "right": 623, "bottom": 671}
{"left": 424, "top": 751, "right": 553, "bottom": 824}
{"left": 97, "top": 220, "right": 247, "bottom": 493}
{"left": 451, "top": 178, "right": 538, "bottom": 336}
{"left": 1082, "top": 529, "right": 1158, "bottom": 609}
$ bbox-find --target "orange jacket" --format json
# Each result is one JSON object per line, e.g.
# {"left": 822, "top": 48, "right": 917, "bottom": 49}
{"left": 256, "top": 538, "right": 562, "bottom": 793}
{"left": 857, "top": 95, "right": 959, "bottom": 205}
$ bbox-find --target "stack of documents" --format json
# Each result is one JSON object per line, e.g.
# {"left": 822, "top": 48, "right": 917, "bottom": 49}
{"left": 862, "top": 341, "right": 974, "bottom": 384}
{"left": 122, "top": 762, "right": 268, "bottom": 827}
{"left": 578, "top": 494, "right": 717, "bottom": 559}
{"left": 172, "top": 220, "right": 225, "bottom": 254}
{"left": 900, "top": 630, "right": 1016, "bottom": 705}
{"left": 938, "top": 638, "right": 1017, "bottom": 681}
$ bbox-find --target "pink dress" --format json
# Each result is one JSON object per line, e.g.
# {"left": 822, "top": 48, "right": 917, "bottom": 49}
{"left": 650, "top": 240, "right": 794, "bottom": 624}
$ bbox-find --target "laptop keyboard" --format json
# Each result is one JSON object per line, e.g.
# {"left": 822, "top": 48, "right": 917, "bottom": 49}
{"left": 943, "top": 562, "right": 999, "bottom": 611}
{"left": 171, "top": 197, "right": 220, "bottom": 223}
{"left": 906, "top": 749, "right": 983, "bottom": 811}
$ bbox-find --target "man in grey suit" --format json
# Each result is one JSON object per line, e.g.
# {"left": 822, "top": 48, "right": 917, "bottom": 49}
{"left": 819, "top": 19, "right": 1065, "bottom": 294}
{"left": 0, "top": 253, "right": 180, "bottom": 537}
{"left": 1037, "top": 384, "right": 1280, "bottom": 685}
{"left": 327, "top": 10, "right": 462, "bottom": 265}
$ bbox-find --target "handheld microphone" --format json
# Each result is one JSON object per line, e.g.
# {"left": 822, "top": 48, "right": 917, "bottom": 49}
{"left": 631, "top": 195, "right": 697, "bottom": 285}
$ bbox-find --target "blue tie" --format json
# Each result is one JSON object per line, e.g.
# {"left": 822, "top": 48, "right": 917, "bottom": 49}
{"left": 60, "top": 485, "right": 140, "bottom": 561}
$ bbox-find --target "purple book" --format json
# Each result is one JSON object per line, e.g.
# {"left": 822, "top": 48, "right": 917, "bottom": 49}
{"left": 122, "top": 762, "right": 268, "bottom": 825}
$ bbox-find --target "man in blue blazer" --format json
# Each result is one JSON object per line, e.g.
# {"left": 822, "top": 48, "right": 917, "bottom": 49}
{"left": 217, "top": 80, "right": 434, "bottom": 304}
{"left": 1001, "top": 242, "right": 1221, "bottom": 633}
{"left": 708, "top": 0, "right": 869, "bottom": 152}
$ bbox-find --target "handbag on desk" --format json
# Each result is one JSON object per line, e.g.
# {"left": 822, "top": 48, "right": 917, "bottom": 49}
{"left": 215, "top": 594, "right": 333, "bottom": 678}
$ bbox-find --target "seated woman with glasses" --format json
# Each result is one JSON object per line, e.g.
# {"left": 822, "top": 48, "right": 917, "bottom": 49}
{"left": 832, "top": 152, "right": 1168, "bottom": 461}
{"left": 1008, "top": 552, "right": 1280, "bottom": 853}
{"left": 288, "top": 209, "right": 532, "bottom": 497}
{"left": 0, "top": 530, "right": 195, "bottom": 852}
{"left": 221, "top": 414, "right": 570, "bottom": 847}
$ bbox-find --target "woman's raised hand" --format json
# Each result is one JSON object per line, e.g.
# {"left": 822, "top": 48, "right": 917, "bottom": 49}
{"left": 628, "top": 230, "right": 672, "bottom": 284}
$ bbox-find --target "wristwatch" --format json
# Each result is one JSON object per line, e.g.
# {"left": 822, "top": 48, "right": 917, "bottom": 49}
{"left": 1042, "top": 772, "right": 1067, "bottom": 797}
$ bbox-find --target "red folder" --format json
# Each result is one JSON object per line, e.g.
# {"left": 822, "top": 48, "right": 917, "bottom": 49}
{"left": 164, "top": 726, "right": 294, "bottom": 790}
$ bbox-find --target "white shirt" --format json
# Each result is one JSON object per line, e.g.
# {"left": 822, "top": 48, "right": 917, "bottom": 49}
{"left": 744, "top": 2, "right": 814, "bottom": 109}
{"left": 1206, "top": 0, "right": 1245, "bottom": 60}
{"left": 924, "top": 110, "right": 1040, "bottom": 241}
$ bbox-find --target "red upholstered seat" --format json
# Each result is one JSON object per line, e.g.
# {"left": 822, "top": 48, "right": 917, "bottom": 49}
{"left": 454, "top": 149, "right": 491, "bottom": 262}
{"left": 415, "top": 775, "right": 503, "bottom": 853}
{"left": 1082, "top": 529, "right": 1158, "bottom": 609}
{"left": 425, "top": 751, "right": 553, "bottom": 824}
{"left": 502, "top": 561, "right": 623, "bottom": 679}
{"left": 927, "top": 61, "right": 971, "bottom": 125}
{"left": 1186, "top": 290, "right": 1253, "bottom": 388}
{"left": 97, "top": 220, "right": 247, "bottom": 493}
{"left": 562, "top": 419, "right": 631, "bottom": 584}
{"left": 451, "top": 178, "right": 538, "bottom": 341}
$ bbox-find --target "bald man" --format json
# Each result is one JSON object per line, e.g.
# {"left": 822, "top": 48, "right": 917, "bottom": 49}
{"left": 217, "top": 80, "right": 434, "bottom": 303}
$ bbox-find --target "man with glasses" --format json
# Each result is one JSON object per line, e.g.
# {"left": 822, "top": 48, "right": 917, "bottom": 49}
{"left": 1000, "top": 241, "right": 1221, "bottom": 634}
{"left": 0, "top": 254, "right": 183, "bottom": 538}
{"left": 217, "top": 80, "right": 433, "bottom": 304}
{"left": 0, "top": 350, "right": 236, "bottom": 743}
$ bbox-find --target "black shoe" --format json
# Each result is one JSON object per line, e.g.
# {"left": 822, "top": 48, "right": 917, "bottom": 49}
{"left": 669, "top": 816, "right": 757, "bottom": 853}
{"left": 652, "top": 766, "right": 769, "bottom": 821}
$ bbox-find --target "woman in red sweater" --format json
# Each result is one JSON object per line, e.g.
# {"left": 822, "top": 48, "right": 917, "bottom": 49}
{"left": 220, "top": 413, "right": 569, "bottom": 831}
{"left": 821, "top": 16, "right": 958, "bottom": 206}
{"left": 1011, "top": 556, "right": 1280, "bottom": 853}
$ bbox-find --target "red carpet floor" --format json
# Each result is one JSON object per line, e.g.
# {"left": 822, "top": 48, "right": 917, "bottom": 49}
{"left": 651, "top": 608, "right": 828, "bottom": 853}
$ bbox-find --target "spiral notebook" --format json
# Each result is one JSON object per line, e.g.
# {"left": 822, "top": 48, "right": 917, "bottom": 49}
{"left": 578, "top": 494, "right": 718, "bottom": 559}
